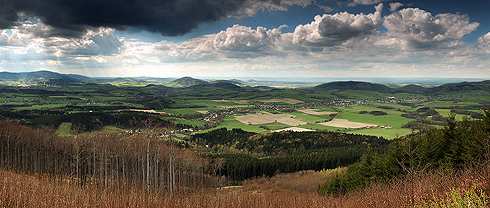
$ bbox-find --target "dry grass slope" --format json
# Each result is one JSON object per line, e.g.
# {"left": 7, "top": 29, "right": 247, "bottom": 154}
{"left": 1, "top": 162, "right": 488, "bottom": 207}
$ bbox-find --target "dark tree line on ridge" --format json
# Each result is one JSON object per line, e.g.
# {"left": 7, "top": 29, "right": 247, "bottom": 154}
{"left": 0, "top": 110, "right": 194, "bottom": 132}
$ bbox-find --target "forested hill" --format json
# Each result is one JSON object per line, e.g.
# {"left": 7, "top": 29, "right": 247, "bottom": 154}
{"left": 184, "top": 82, "right": 243, "bottom": 91}
{"left": 313, "top": 81, "right": 394, "bottom": 93}
{"left": 397, "top": 84, "right": 426, "bottom": 93}
{"left": 193, "top": 128, "right": 391, "bottom": 180}
{"left": 193, "top": 128, "right": 389, "bottom": 156}
{"left": 312, "top": 80, "right": 490, "bottom": 95}
{"left": 169, "top": 76, "right": 209, "bottom": 87}
{"left": 423, "top": 80, "right": 490, "bottom": 94}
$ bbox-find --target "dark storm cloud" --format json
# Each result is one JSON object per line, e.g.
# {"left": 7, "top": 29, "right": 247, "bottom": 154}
{"left": 0, "top": 0, "right": 310, "bottom": 38}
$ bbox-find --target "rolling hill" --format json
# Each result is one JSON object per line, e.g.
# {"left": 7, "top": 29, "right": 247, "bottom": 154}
{"left": 398, "top": 84, "right": 426, "bottom": 93}
{"left": 169, "top": 76, "right": 209, "bottom": 87}
{"left": 313, "top": 81, "right": 394, "bottom": 93}
{"left": 423, "top": 80, "right": 490, "bottom": 94}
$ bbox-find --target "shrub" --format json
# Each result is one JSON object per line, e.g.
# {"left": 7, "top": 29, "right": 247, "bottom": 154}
{"left": 369, "top": 111, "right": 387, "bottom": 116}
{"left": 401, "top": 112, "right": 419, "bottom": 119}
{"left": 259, "top": 125, "right": 270, "bottom": 130}
{"left": 425, "top": 109, "right": 439, "bottom": 116}
{"left": 421, "top": 184, "right": 489, "bottom": 208}
{"left": 432, "top": 115, "right": 445, "bottom": 121}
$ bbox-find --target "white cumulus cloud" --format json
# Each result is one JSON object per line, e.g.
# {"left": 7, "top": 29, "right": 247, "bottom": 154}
{"left": 389, "top": 2, "right": 403, "bottom": 12}
{"left": 384, "top": 8, "right": 479, "bottom": 48}
{"left": 292, "top": 4, "right": 383, "bottom": 46}
{"left": 476, "top": 32, "right": 490, "bottom": 54}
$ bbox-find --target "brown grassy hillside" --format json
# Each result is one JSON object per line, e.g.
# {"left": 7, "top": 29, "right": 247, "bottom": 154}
{"left": 1, "top": 162, "right": 488, "bottom": 207}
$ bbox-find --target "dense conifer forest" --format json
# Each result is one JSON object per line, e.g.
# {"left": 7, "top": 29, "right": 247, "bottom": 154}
{"left": 192, "top": 129, "right": 391, "bottom": 180}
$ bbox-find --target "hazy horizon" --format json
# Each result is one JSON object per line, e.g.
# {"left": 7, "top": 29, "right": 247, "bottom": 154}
{"left": 0, "top": 0, "right": 488, "bottom": 79}
{"left": 3, "top": 70, "right": 489, "bottom": 86}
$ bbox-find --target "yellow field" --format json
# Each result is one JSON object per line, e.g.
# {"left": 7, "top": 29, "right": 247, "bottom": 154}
{"left": 319, "top": 118, "right": 374, "bottom": 128}
{"left": 272, "top": 127, "right": 315, "bottom": 132}
{"left": 130, "top": 109, "right": 170, "bottom": 115}
{"left": 235, "top": 114, "right": 307, "bottom": 126}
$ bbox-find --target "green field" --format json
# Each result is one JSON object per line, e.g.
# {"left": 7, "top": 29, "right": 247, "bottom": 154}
{"left": 287, "top": 111, "right": 332, "bottom": 123}
{"left": 2, "top": 79, "right": 489, "bottom": 142}
{"left": 419, "top": 101, "right": 481, "bottom": 107}
{"left": 346, "top": 128, "right": 413, "bottom": 139}
{"left": 265, "top": 123, "right": 291, "bottom": 131}
{"left": 56, "top": 122, "right": 72, "bottom": 137}
{"left": 434, "top": 109, "right": 481, "bottom": 121}
{"left": 201, "top": 116, "right": 269, "bottom": 134}
{"left": 325, "top": 104, "right": 417, "bottom": 139}
{"left": 299, "top": 124, "right": 346, "bottom": 132}
{"left": 99, "top": 126, "right": 126, "bottom": 133}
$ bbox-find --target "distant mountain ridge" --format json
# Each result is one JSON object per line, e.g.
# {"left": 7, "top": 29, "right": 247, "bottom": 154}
{"left": 0, "top": 71, "right": 89, "bottom": 81}
{"left": 184, "top": 82, "right": 243, "bottom": 91}
{"left": 1, "top": 71, "right": 489, "bottom": 95}
{"left": 211, "top": 79, "right": 244, "bottom": 85}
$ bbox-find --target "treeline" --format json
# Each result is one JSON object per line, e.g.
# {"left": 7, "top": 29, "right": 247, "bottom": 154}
{"left": 191, "top": 128, "right": 256, "bottom": 149}
{"left": 400, "top": 108, "right": 484, "bottom": 129}
{"left": 0, "top": 110, "right": 194, "bottom": 132}
{"left": 212, "top": 146, "right": 370, "bottom": 181}
{"left": 318, "top": 111, "right": 490, "bottom": 195}
{"left": 126, "top": 95, "right": 174, "bottom": 110}
{"left": 193, "top": 129, "right": 390, "bottom": 180}
{"left": 193, "top": 129, "right": 390, "bottom": 156}
{"left": 0, "top": 118, "right": 217, "bottom": 195}
{"left": 400, "top": 108, "right": 445, "bottom": 129}
{"left": 359, "top": 110, "right": 387, "bottom": 116}
{"left": 450, "top": 109, "right": 484, "bottom": 119}
{"left": 401, "top": 119, "right": 446, "bottom": 129}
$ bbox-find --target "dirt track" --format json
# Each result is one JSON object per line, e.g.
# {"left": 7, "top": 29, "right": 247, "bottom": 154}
{"left": 272, "top": 127, "right": 315, "bottom": 132}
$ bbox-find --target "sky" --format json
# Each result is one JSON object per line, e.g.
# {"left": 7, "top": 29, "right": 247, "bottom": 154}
{"left": 0, "top": 0, "right": 489, "bottom": 79}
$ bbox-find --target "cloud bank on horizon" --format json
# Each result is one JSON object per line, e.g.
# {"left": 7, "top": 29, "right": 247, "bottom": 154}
{"left": 0, "top": 0, "right": 489, "bottom": 79}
